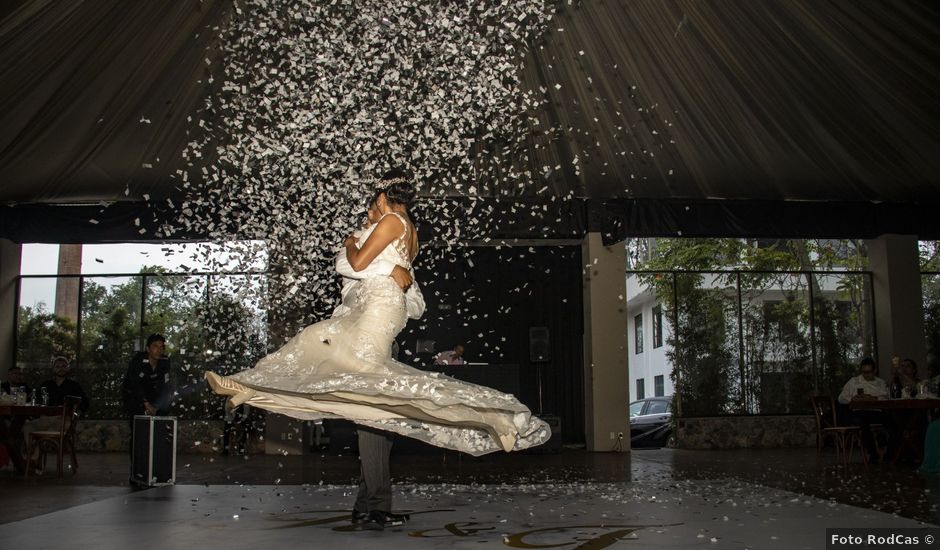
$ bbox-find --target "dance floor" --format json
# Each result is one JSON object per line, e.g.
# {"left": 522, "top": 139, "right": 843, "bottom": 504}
{"left": 1, "top": 449, "right": 937, "bottom": 549}
{"left": 0, "top": 479, "right": 934, "bottom": 549}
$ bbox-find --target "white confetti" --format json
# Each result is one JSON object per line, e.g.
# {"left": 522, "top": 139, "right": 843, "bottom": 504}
{"left": 170, "top": 0, "right": 558, "bottom": 327}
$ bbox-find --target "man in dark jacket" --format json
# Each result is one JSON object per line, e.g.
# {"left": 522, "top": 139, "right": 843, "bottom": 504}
{"left": 122, "top": 334, "right": 174, "bottom": 418}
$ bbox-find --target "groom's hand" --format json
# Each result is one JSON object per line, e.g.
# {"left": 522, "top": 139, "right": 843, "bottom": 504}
{"left": 390, "top": 265, "right": 413, "bottom": 291}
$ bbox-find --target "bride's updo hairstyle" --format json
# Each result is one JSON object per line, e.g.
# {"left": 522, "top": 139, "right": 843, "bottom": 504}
{"left": 379, "top": 168, "right": 417, "bottom": 210}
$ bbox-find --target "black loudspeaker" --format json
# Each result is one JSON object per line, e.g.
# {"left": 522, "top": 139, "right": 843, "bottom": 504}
{"left": 529, "top": 326, "right": 551, "bottom": 362}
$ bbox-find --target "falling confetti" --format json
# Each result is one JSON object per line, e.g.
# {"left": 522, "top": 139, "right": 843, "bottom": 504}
{"left": 166, "top": 0, "right": 557, "bottom": 331}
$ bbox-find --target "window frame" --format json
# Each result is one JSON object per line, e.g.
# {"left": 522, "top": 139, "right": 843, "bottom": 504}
{"left": 652, "top": 305, "right": 663, "bottom": 348}
{"left": 634, "top": 312, "right": 644, "bottom": 354}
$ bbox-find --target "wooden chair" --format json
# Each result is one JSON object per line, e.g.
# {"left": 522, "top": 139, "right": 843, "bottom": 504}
{"left": 869, "top": 423, "right": 888, "bottom": 461}
{"left": 811, "top": 395, "right": 865, "bottom": 467}
{"left": 25, "top": 395, "right": 81, "bottom": 478}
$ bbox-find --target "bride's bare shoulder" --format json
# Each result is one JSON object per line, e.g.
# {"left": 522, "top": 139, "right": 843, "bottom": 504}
{"left": 380, "top": 211, "right": 409, "bottom": 228}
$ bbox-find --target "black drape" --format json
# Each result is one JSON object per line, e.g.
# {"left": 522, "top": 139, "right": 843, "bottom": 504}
{"left": 398, "top": 245, "right": 586, "bottom": 445}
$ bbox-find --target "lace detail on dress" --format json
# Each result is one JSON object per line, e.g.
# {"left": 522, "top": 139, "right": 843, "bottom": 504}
{"left": 379, "top": 211, "right": 414, "bottom": 268}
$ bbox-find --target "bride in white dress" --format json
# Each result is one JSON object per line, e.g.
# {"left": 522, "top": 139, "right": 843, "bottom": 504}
{"left": 206, "top": 177, "right": 549, "bottom": 456}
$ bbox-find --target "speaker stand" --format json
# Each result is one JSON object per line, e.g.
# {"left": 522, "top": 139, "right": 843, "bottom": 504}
{"left": 535, "top": 361, "right": 545, "bottom": 415}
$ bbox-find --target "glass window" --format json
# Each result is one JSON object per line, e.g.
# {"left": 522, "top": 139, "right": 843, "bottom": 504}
{"left": 16, "top": 276, "right": 79, "bottom": 381}
{"left": 923, "top": 270, "right": 940, "bottom": 383}
{"left": 16, "top": 241, "right": 269, "bottom": 420}
{"left": 635, "top": 378, "right": 645, "bottom": 400}
{"left": 647, "top": 399, "right": 669, "bottom": 414}
{"left": 654, "top": 375, "right": 665, "bottom": 397}
{"left": 629, "top": 400, "right": 645, "bottom": 418}
{"left": 625, "top": 238, "right": 877, "bottom": 418}
{"left": 634, "top": 313, "right": 644, "bottom": 354}
{"left": 78, "top": 276, "right": 142, "bottom": 418}
{"left": 652, "top": 305, "right": 663, "bottom": 348}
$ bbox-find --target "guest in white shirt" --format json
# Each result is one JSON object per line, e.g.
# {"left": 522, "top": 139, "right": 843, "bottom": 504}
{"left": 434, "top": 345, "right": 466, "bottom": 366}
{"left": 838, "top": 357, "right": 889, "bottom": 463}
{"left": 838, "top": 358, "right": 888, "bottom": 404}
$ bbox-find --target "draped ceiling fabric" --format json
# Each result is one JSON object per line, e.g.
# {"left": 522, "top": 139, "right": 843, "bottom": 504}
{"left": 0, "top": 0, "right": 228, "bottom": 203}
{"left": 515, "top": 0, "right": 940, "bottom": 241}
{"left": 0, "top": 0, "right": 938, "bottom": 243}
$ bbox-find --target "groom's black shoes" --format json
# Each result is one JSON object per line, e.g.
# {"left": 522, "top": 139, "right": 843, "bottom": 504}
{"left": 351, "top": 509, "right": 369, "bottom": 525}
{"left": 361, "top": 510, "right": 409, "bottom": 530}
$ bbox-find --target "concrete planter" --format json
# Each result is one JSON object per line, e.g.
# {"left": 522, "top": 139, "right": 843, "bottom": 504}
{"left": 676, "top": 415, "right": 816, "bottom": 449}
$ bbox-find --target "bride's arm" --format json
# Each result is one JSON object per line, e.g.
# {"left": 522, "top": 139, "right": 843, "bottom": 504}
{"left": 344, "top": 215, "right": 402, "bottom": 272}
{"left": 337, "top": 242, "right": 413, "bottom": 290}
{"left": 335, "top": 248, "right": 396, "bottom": 279}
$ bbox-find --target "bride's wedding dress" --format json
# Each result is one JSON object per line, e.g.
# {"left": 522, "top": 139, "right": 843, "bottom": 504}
{"left": 206, "top": 213, "right": 550, "bottom": 455}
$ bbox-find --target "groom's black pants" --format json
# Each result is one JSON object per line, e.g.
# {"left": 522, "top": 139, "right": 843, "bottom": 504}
{"left": 355, "top": 426, "right": 393, "bottom": 514}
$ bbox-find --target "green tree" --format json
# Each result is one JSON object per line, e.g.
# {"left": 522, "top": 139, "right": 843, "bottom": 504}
{"left": 16, "top": 304, "right": 77, "bottom": 370}
{"left": 920, "top": 241, "right": 940, "bottom": 378}
{"left": 172, "top": 292, "right": 267, "bottom": 420}
{"left": 80, "top": 277, "right": 141, "bottom": 367}
{"left": 77, "top": 276, "right": 144, "bottom": 417}
{"left": 637, "top": 240, "right": 743, "bottom": 416}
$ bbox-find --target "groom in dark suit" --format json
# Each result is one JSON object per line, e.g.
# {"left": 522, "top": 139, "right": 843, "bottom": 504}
{"left": 352, "top": 425, "right": 405, "bottom": 530}
{"left": 338, "top": 193, "right": 413, "bottom": 530}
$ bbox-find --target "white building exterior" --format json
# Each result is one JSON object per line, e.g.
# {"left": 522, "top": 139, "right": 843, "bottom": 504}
{"left": 626, "top": 270, "right": 857, "bottom": 404}
{"left": 626, "top": 274, "right": 673, "bottom": 402}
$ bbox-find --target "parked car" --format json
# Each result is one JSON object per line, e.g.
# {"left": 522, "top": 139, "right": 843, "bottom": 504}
{"left": 629, "top": 396, "right": 672, "bottom": 448}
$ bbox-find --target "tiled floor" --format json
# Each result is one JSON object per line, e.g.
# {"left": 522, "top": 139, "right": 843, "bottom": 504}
{"left": 0, "top": 447, "right": 937, "bottom": 549}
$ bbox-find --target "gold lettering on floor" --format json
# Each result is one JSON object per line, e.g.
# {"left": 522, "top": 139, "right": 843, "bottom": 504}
{"left": 267, "top": 508, "right": 679, "bottom": 548}
{"left": 504, "top": 526, "right": 650, "bottom": 549}
{"left": 410, "top": 518, "right": 676, "bottom": 549}
{"left": 409, "top": 521, "right": 496, "bottom": 537}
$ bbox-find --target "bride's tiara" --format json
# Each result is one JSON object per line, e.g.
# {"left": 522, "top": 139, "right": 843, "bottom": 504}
{"left": 377, "top": 176, "right": 409, "bottom": 188}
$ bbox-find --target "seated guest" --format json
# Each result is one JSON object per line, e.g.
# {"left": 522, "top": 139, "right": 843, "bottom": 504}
{"left": 890, "top": 355, "right": 901, "bottom": 377}
{"left": 899, "top": 358, "right": 923, "bottom": 397}
{"left": 838, "top": 357, "right": 888, "bottom": 404}
{"left": 122, "top": 334, "right": 174, "bottom": 418}
{"left": 23, "top": 357, "right": 89, "bottom": 468}
{"left": 838, "top": 357, "right": 888, "bottom": 463}
{"left": 434, "top": 344, "right": 466, "bottom": 366}
{"left": 39, "top": 356, "right": 90, "bottom": 416}
{"left": 1, "top": 366, "right": 30, "bottom": 397}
